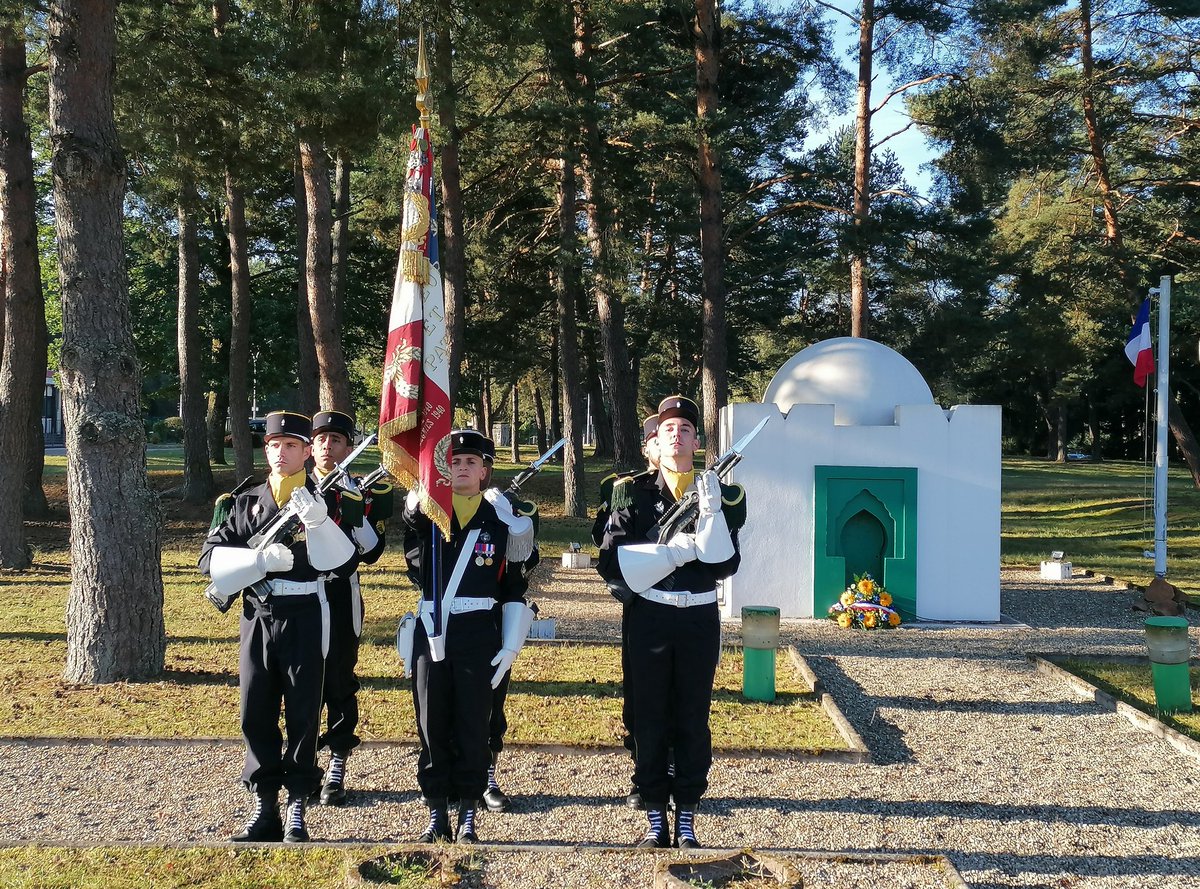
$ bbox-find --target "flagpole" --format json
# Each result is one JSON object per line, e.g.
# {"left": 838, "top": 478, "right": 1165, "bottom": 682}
{"left": 1153, "top": 275, "right": 1170, "bottom": 578}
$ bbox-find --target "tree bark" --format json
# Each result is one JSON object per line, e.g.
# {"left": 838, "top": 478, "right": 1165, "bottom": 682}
{"left": 480, "top": 373, "right": 493, "bottom": 438}
{"left": 176, "top": 182, "right": 214, "bottom": 502}
{"left": 849, "top": 0, "right": 875, "bottom": 339}
{"left": 24, "top": 414, "right": 47, "bottom": 517}
{"left": 510, "top": 383, "right": 520, "bottom": 463}
{"left": 299, "top": 132, "right": 351, "bottom": 412}
{"left": 225, "top": 168, "right": 253, "bottom": 481}
{"left": 574, "top": 0, "right": 639, "bottom": 469}
{"left": 294, "top": 153, "right": 318, "bottom": 414}
{"left": 50, "top": 0, "right": 165, "bottom": 681}
{"left": 694, "top": 0, "right": 727, "bottom": 466}
{"left": 0, "top": 22, "right": 44, "bottom": 563}
{"left": 207, "top": 384, "right": 227, "bottom": 466}
{"left": 533, "top": 384, "right": 548, "bottom": 454}
{"left": 550, "top": 322, "right": 561, "bottom": 446}
{"left": 433, "top": 13, "right": 466, "bottom": 404}
{"left": 556, "top": 154, "right": 587, "bottom": 517}
{"left": 330, "top": 145, "right": 350, "bottom": 331}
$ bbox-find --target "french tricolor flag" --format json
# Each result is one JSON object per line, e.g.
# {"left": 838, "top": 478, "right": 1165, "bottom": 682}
{"left": 1125, "top": 298, "right": 1154, "bottom": 388}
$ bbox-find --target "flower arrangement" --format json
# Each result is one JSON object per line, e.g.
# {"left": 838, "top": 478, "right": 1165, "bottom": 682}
{"left": 827, "top": 573, "right": 901, "bottom": 629}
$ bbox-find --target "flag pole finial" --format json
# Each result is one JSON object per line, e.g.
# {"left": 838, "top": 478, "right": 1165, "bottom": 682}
{"left": 415, "top": 26, "right": 430, "bottom": 130}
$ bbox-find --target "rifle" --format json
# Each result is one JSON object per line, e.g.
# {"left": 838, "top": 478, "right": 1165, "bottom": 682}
{"left": 507, "top": 437, "right": 566, "bottom": 493}
{"left": 651, "top": 417, "right": 769, "bottom": 544}
{"left": 203, "top": 433, "right": 378, "bottom": 612}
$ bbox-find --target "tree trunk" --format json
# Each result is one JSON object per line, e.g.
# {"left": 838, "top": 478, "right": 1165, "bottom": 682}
{"left": 1086, "top": 395, "right": 1103, "bottom": 462}
{"left": 24, "top": 415, "right": 47, "bottom": 517}
{"left": 433, "top": 13, "right": 466, "bottom": 404}
{"left": 550, "top": 323, "right": 561, "bottom": 446}
{"left": 694, "top": 0, "right": 727, "bottom": 467}
{"left": 299, "top": 132, "right": 351, "bottom": 412}
{"left": 50, "top": 0, "right": 165, "bottom": 682}
{"left": 294, "top": 153, "right": 318, "bottom": 415}
{"left": 510, "top": 383, "right": 520, "bottom": 463}
{"left": 533, "top": 384, "right": 548, "bottom": 454}
{"left": 207, "top": 385, "right": 227, "bottom": 467}
{"left": 849, "top": 0, "right": 875, "bottom": 339}
{"left": 1168, "top": 401, "right": 1200, "bottom": 489}
{"left": 176, "top": 183, "right": 214, "bottom": 502}
{"left": 330, "top": 144, "right": 350, "bottom": 331}
{"left": 480, "top": 373, "right": 493, "bottom": 438}
{"left": 0, "top": 22, "right": 44, "bottom": 563}
{"left": 1054, "top": 403, "right": 1067, "bottom": 463}
{"left": 225, "top": 168, "right": 253, "bottom": 481}
{"left": 588, "top": 368, "right": 614, "bottom": 462}
{"left": 556, "top": 154, "right": 587, "bottom": 517}
{"left": 574, "top": 0, "right": 639, "bottom": 469}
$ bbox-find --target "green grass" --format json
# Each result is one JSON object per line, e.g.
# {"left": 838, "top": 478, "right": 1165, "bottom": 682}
{"left": 1055, "top": 657, "right": 1200, "bottom": 739}
{"left": 1000, "top": 456, "right": 1200, "bottom": 598}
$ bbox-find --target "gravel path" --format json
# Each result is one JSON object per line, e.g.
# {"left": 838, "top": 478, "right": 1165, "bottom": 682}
{"left": 3, "top": 567, "right": 1200, "bottom": 888}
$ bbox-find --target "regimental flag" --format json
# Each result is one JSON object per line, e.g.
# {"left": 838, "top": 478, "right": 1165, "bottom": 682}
{"left": 1125, "top": 297, "right": 1154, "bottom": 388}
{"left": 379, "top": 126, "right": 452, "bottom": 536}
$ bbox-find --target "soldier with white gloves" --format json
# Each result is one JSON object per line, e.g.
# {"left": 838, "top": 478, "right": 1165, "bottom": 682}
{"left": 400, "top": 429, "right": 536, "bottom": 845}
{"left": 309, "top": 410, "right": 391, "bottom": 807}
{"left": 596, "top": 396, "right": 746, "bottom": 850}
{"left": 199, "top": 411, "right": 359, "bottom": 844}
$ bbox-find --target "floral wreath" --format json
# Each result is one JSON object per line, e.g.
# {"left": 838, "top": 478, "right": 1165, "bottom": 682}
{"left": 827, "top": 573, "right": 901, "bottom": 629}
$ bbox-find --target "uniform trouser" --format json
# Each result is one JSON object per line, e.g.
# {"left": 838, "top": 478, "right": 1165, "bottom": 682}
{"left": 620, "top": 604, "right": 635, "bottom": 756}
{"left": 626, "top": 597, "right": 720, "bottom": 809}
{"left": 412, "top": 609, "right": 499, "bottom": 802}
{"left": 239, "top": 594, "right": 326, "bottom": 798}
{"left": 489, "top": 671, "right": 509, "bottom": 755}
{"left": 320, "top": 579, "right": 362, "bottom": 755}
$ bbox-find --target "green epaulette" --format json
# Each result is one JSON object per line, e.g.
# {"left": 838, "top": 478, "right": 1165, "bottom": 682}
{"left": 719, "top": 482, "right": 747, "bottom": 530}
{"left": 609, "top": 469, "right": 655, "bottom": 512}
{"left": 597, "top": 472, "right": 619, "bottom": 509}
{"left": 209, "top": 493, "right": 234, "bottom": 532}
{"left": 366, "top": 480, "right": 395, "bottom": 523}
{"left": 338, "top": 488, "right": 365, "bottom": 527}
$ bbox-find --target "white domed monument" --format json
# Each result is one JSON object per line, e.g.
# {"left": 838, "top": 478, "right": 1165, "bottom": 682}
{"left": 718, "top": 337, "right": 1001, "bottom": 622}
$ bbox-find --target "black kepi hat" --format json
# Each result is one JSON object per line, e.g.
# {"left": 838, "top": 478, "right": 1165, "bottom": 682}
{"left": 264, "top": 410, "right": 312, "bottom": 443}
{"left": 312, "top": 410, "right": 356, "bottom": 442}
{"left": 657, "top": 395, "right": 699, "bottom": 429}
{"left": 642, "top": 414, "right": 659, "bottom": 441}
{"left": 451, "top": 428, "right": 495, "bottom": 463}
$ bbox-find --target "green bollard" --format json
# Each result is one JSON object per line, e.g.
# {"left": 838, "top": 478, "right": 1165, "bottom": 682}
{"left": 1144, "top": 616, "right": 1193, "bottom": 714}
{"left": 742, "top": 606, "right": 780, "bottom": 703}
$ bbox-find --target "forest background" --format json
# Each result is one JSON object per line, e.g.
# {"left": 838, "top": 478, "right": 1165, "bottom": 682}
{"left": 0, "top": 0, "right": 1198, "bottom": 679}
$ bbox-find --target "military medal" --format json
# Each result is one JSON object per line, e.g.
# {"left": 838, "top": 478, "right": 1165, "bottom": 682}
{"left": 474, "top": 540, "right": 495, "bottom": 567}
{"left": 475, "top": 555, "right": 485, "bottom": 566}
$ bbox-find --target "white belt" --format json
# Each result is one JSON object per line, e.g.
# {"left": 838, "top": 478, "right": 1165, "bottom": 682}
{"left": 637, "top": 588, "right": 717, "bottom": 608}
{"left": 268, "top": 579, "right": 322, "bottom": 597}
{"left": 419, "top": 596, "right": 496, "bottom": 616}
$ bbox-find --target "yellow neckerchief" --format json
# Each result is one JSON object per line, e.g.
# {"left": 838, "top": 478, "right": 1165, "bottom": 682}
{"left": 661, "top": 466, "right": 695, "bottom": 502}
{"left": 453, "top": 492, "right": 482, "bottom": 528}
{"left": 270, "top": 468, "right": 308, "bottom": 508}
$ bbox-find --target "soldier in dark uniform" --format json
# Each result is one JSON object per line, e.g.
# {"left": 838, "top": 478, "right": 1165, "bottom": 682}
{"left": 597, "top": 396, "right": 746, "bottom": 849}
{"left": 398, "top": 429, "right": 537, "bottom": 844}
{"left": 309, "top": 410, "right": 392, "bottom": 806}
{"left": 200, "top": 411, "right": 359, "bottom": 843}
{"left": 591, "top": 414, "right": 660, "bottom": 809}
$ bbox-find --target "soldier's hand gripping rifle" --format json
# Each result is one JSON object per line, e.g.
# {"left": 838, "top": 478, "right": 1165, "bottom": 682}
{"left": 650, "top": 417, "right": 769, "bottom": 544}
{"left": 619, "top": 417, "right": 769, "bottom": 594}
{"left": 203, "top": 433, "right": 378, "bottom": 612}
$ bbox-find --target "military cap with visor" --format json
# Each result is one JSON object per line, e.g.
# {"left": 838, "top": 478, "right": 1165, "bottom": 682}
{"left": 642, "top": 414, "right": 660, "bottom": 442}
{"left": 451, "top": 428, "right": 495, "bottom": 463}
{"left": 264, "top": 410, "right": 312, "bottom": 443}
{"left": 312, "top": 410, "right": 356, "bottom": 443}
{"left": 656, "top": 395, "right": 700, "bottom": 429}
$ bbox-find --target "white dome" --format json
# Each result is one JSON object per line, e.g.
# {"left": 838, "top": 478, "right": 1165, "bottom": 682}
{"left": 763, "top": 337, "right": 934, "bottom": 426}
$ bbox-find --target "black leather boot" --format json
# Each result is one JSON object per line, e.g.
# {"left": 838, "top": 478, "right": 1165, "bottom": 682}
{"left": 319, "top": 751, "right": 348, "bottom": 806}
{"left": 625, "top": 782, "right": 644, "bottom": 810}
{"left": 456, "top": 803, "right": 479, "bottom": 844}
{"left": 636, "top": 808, "right": 670, "bottom": 848}
{"left": 418, "top": 799, "right": 453, "bottom": 843}
{"left": 282, "top": 794, "right": 309, "bottom": 843}
{"left": 482, "top": 751, "right": 510, "bottom": 812}
{"left": 231, "top": 790, "right": 283, "bottom": 842}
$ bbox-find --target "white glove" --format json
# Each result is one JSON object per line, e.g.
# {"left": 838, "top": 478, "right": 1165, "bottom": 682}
{"left": 290, "top": 487, "right": 328, "bottom": 528}
{"left": 405, "top": 488, "right": 421, "bottom": 512}
{"left": 665, "top": 532, "right": 698, "bottom": 567}
{"left": 490, "top": 648, "right": 518, "bottom": 689}
{"left": 696, "top": 469, "right": 722, "bottom": 516}
{"left": 257, "top": 543, "right": 294, "bottom": 573}
{"left": 484, "top": 487, "right": 514, "bottom": 517}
